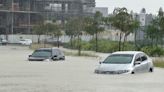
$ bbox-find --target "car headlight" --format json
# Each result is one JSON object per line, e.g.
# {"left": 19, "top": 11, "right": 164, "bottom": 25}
{"left": 44, "top": 59, "right": 51, "bottom": 62}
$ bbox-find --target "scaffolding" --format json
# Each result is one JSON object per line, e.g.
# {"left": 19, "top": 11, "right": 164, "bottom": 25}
{"left": 0, "top": 0, "right": 95, "bottom": 35}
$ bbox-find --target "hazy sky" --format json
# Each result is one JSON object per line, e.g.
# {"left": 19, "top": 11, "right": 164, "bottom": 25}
{"left": 96, "top": 0, "right": 164, "bottom": 14}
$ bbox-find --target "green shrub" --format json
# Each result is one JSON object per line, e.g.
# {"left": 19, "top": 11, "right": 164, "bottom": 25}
{"left": 141, "top": 46, "right": 164, "bottom": 56}
{"left": 81, "top": 42, "right": 92, "bottom": 51}
{"left": 123, "top": 42, "right": 135, "bottom": 51}
{"left": 96, "top": 40, "right": 118, "bottom": 53}
{"left": 64, "top": 39, "right": 82, "bottom": 49}
{"left": 153, "top": 60, "right": 164, "bottom": 68}
{"left": 64, "top": 39, "right": 135, "bottom": 53}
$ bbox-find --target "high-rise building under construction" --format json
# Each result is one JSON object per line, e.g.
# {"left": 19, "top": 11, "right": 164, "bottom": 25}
{"left": 0, "top": 0, "right": 95, "bottom": 35}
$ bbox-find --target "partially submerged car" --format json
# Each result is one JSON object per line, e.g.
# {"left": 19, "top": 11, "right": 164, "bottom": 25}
{"left": 95, "top": 51, "right": 154, "bottom": 74}
{"left": 28, "top": 48, "right": 65, "bottom": 61}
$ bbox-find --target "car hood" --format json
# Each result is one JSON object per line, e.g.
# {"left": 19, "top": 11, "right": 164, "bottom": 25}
{"left": 96, "top": 63, "right": 132, "bottom": 71}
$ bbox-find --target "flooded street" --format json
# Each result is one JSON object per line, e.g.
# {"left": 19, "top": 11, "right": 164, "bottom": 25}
{"left": 0, "top": 46, "right": 164, "bottom": 92}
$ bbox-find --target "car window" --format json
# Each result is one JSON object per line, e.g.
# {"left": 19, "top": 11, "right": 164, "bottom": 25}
{"left": 58, "top": 50, "right": 62, "bottom": 55}
{"left": 141, "top": 55, "right": 147, "bottom": 61}
{"left": 53, "top": 49, "right": 62, "bottom": 55}
{"left": 53, "top": 49, "right": 58, "bottom": 55}
{"left": 135, "top": 54, "right": 141, "bottom": 61}
{"left": 103, "top": 54, "right": 134, "bottom": 64}
{"left": 32, "top": 50, "right": 52, "bottom": 57}
{"left": 135, "top": 53, "right": 148, "bottom": 62}
{"left": 136, "top": 57, "right": 141, "bottom": 61}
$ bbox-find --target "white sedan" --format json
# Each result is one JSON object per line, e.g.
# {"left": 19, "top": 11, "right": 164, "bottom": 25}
{"left": 95, "top": 51, "right": 154, "bottom": 74}
{"left": 19, "top": 39, "right": 32, "bottom": 45}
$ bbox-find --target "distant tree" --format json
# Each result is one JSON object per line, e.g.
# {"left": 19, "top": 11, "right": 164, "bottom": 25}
{"left": 141, "top": 8, "right": 164, "bottom": 48}
{"left": 109, "top": 7, "right": 130, "bottom": 51}
{"left": 52, "top": 24, "right": 62, "bottom": 48}
{"left": 123, "top": 16, "right": 140, "bottom": 50}
{"left": 32, "top": 23, "right": 46, "bottom": 44}
{"left": 144, "top": 8, "right": 164, "bottom": 46}
{"left": 45, "top": 22, "right": 62, "bottom": 48}
{"left": 132, "top": 20, "right": 140, "bottom": 50}
{"left": 144, "top": 18, "right": 160, "bottom": 46}
{"left": 76, "top": 17, "right": 86, "bottom": 56}
{"left": 107, "top": 7, "right": 140, "bottom": 51}
{"left": 85, "top": 11, "right": 105, "bottom": 52}
{"left": 65, "top": 18, "right": 78, "bottom": 49}
{"left": 158, "top": 7, "right": 164, "bottom": 17}
{"left": 94, "top": 11, "right": 105, "bottom": 52}
{"left": 65, "top": 17, "right": 86, "bottom": 56}
{"left": 158, "top": 7, "right": 164, "bottom": 46}
{"left": 84, "top": 17, "right": 95, "bottom": 37}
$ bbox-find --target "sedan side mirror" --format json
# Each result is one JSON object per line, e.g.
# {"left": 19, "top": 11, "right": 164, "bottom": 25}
{"left": 134, "top": 61, "right": 141, "bottom": 65}
{"left": 99, "top": 62, "right": 102, "bottom": 64}
{"left": 29, "top": 55, "right": 32, "bottom": 57}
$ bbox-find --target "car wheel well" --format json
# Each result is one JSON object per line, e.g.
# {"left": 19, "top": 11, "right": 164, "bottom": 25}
{"left": 131, "top": 71, "right": 135, "bottom": 74}
{"left": 60, "top": 56, "right": 65, "bottom": 60}
{"left": 149, "top": 67, "right": 153, "bottom": 72}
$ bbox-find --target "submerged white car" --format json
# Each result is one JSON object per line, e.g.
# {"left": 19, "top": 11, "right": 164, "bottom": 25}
{"left": 95, "top": 51, "right": 154, "bottom": 74}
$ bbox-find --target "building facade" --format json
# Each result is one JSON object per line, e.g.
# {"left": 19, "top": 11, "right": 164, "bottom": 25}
{"left": 132, "top": 8, "right": 154, "bottom": 41}
{"left": 0, "top": 0, "right": 95, "bottom": 35}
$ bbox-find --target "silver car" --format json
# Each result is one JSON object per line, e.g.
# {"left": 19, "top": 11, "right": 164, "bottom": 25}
{"left": 95, "top": 51, "right": 154, "bottom": 74}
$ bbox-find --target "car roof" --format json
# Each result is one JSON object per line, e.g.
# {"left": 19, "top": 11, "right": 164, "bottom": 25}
{"left": 20, "top": 39, "right": 31, "bottom": 40}
{"left": 37, "top": 48, "right": 60, "bottom": 50}
{"left": 112, "top": 51, "right": 144, "bottom": 55}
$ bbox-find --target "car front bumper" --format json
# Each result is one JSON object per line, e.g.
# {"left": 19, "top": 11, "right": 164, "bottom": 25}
{"left": 94, "top": 70, "right": 131, "bottom": 74}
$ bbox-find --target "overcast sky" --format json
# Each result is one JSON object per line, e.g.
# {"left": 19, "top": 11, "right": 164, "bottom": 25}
{"left": 96, "top": 0, "right": 164, "bottom": 14}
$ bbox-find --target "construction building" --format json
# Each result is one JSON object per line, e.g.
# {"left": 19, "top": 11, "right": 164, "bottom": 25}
{"left": 0, "top": 0, "right": 95, "bottom": 35}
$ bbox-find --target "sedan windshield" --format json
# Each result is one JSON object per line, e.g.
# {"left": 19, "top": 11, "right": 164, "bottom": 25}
{"left": 103, "top": 54, "right": 134, "bottom": 64}
{"left": 32, "top": 50, "right": 52, "bottom": 57}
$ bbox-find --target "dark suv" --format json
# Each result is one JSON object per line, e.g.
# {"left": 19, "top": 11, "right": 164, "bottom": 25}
{"left": 28, "top": 48, "right": 65, "bottom": 61}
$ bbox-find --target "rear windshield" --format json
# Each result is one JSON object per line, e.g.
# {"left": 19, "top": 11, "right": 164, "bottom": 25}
{"left": 32, "top": 50, "right": 52, "bottom": 57}
{"left": 103, "top": 54, "right": 134, "bottom": 64}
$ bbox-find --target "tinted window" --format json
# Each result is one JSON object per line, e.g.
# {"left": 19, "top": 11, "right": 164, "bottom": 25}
{"left": 135, "top": 54, "right": 141, "bottom": 61}
{"left": 32, "top": 50, "right": 52, "bottom": 57}
{"left": 103, "top": 54, "right": 134, "bottom": 64}
{"left": 53, "top": 49, "right": 62, "bottom": 55}
{"left": 57, "top": 50, "right": 62, "bottom": 55}
{"left": 136, "top": 57, "right": 141, "bottom": 61}
{"left": 141, "top": 55, "right": 147, "bottom": 61}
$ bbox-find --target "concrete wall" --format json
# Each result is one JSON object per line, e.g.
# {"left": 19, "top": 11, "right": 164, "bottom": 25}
{"left": 0, "top": 34, "right": 92, "bottom": 43}
{"left": 0, "top": 32, "right": 134, "bottom": 44}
